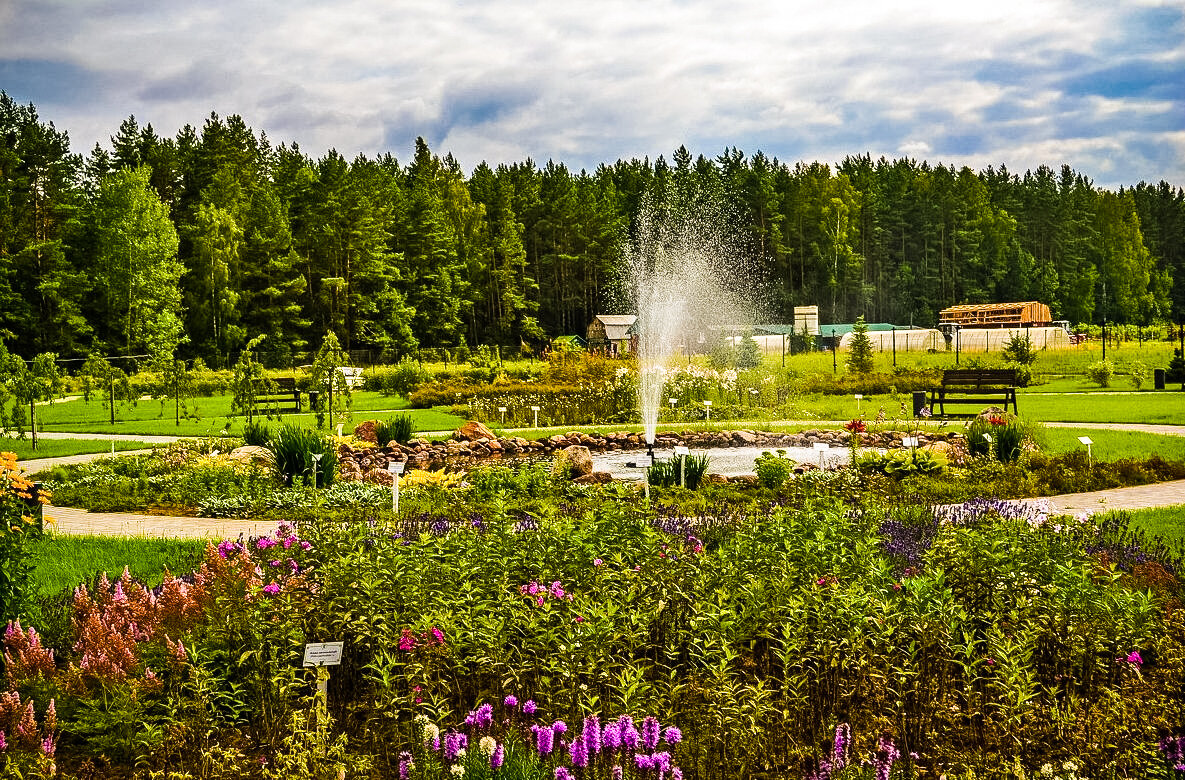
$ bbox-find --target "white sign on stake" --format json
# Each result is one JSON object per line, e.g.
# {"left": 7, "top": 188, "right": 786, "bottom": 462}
{"left": 673, "top": 445, "right": 690, "bottom": 457}
{"left": 303, "top": 642, "right": 344, "bottom": 667}
{"left": 901, "top": 436, "right": 917, "bottom": 448}
{"left": 1077, "top": 436, "right": 1093, "bottom": 446}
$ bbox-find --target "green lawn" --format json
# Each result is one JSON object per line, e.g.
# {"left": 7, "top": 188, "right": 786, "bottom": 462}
{"left": 29, "top": 534, "right": 207, "bottom": 596}
{"left": 1036, "top": 427, "right": 1185, "bottom": 460}
{"left": 27, "top": 391, "right": 464, "bottom": 437}
{"left": 1, "top": 437, "right": 151, "bottom": 461}
{"left": 1017, "top": 389, "right": 1185, "bottom": 424}
{"left": 1099, "top": 505, "right": 1185, "bottom": 546}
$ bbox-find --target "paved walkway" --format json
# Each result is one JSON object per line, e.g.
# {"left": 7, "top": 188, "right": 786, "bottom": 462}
{"left": 46, "top": 504, "right": 276, "bottom": 540}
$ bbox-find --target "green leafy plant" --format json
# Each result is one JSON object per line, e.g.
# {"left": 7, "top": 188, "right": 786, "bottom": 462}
{"left": 1087, "top": 359, "right": 1115, "bottom": 387}
{"left": 648, "top": 453, "right": 711, "bottom": 489}
{"left": 243, "top": 419, "right": 271, "bottom": 447}
{"left": 374, "top": 414, "right": 414, "bottom": 446}
{"left": 230, "top": 335, "right": 275, "bottom": 424}
{"left": 0, "top": 452, "right": 47, "bottom": 621}
{"left": 308, "top": 330, "right": 352, "bottom": 430}
{"left": 267, "top": 424, "right": 336, "bottom": 487}
{"left": 1002, "top": 332, "right": 1038, "bottom": 365}
{"left": 858, "top": 447, "right": 947, "bottom": 476}
{"left": 754, "top": 449, "right": 795, "bottom": 489}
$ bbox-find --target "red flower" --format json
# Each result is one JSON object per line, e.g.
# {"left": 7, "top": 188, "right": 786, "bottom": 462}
{"left": 843, "top": 419, "right": 867, "bottom": 433}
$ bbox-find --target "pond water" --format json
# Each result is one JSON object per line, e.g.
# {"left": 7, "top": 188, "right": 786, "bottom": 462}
{"left": 591, "top": 446, "right": 859, "bottom": 478}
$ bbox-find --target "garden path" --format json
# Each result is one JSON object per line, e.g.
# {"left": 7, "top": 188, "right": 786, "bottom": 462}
{"left": 45, "top": 504, "right": 274, "bottom": 540}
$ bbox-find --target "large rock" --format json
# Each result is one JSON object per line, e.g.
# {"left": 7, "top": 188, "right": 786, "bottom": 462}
{"left": 228, "top": 446, "right": 273, "bottom": 466}
{"left": 563, "top": 445, "right": 594, "bottom": 477}
{"left": 453, "top": 420, "right": 497, "bottom": 442}
{"left": 353, "top": 420, "right": 378, "bottom": 443}
{"left": 574, "top": 471, "right": 613, "bottom": 484}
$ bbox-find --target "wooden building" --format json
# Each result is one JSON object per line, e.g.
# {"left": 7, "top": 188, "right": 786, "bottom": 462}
{"left": 937, "top": 301, "right": 1052, "bottom": 329}
{"left": 586, "top": 315, "right": 637, "bottom": 355}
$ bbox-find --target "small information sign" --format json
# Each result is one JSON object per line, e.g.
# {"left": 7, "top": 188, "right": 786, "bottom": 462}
{"left": 303, "top": 642, "right": 344, "bottom": 667}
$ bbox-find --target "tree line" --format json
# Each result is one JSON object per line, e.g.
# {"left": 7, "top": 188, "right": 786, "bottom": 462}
{"left": 2, "top": 92, "right": 1182, "bottom": 368}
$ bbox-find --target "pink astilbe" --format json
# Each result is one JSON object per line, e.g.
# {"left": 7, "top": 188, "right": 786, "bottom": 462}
{"left": 3, "top": 620, "right": 55, "bottom": 688}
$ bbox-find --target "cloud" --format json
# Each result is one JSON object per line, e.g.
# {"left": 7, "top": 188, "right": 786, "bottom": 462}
{"left": 1, "top": 0, "right": 1181, "bottom": 188}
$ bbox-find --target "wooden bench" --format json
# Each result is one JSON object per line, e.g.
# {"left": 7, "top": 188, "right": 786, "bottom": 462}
{"left": 929, "top": 369, "right": 1018, "bottom": 416}
{"left": 252, "top": 376, "right": 302, "bottom": 415}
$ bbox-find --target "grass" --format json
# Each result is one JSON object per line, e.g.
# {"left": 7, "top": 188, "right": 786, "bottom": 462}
{"left": 1, "top": 437, "right": 151, "bottom": 461}
{"left": 1036, "top": 427, "right": 1185, "bottom": 460}
{"left": 26, "top": 391, "right": 465, "bottom": 437}
{"left": 1112, "top": 505, "right": 1185, "bottom": 546}
{"left": 29, "top": 534, "right": 207, "bottom": 596}
{"left": 1017, "top": 390, "right": 1185, "bottom": 424}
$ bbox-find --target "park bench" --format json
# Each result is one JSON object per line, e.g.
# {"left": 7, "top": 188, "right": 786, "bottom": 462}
{"left": 252, "top": 376, "right": 302, "bottom": 415}
{"left": 929, "top": 369, "right": 1018, "bottom": 416}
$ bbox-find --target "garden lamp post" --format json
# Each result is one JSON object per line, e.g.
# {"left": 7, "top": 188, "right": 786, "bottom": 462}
{"left": 832, "top": 329, "right": 837, "bottom": 373}
{"left": 387, "top": 460, "right": 405, "bottom": 516}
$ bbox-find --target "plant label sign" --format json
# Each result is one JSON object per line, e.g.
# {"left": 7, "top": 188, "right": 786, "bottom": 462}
{"left": 303, "top": 642, "right": 344, "bottom": 667}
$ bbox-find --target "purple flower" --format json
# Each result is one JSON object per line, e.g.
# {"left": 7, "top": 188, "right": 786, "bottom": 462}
{"left": 569, "top": 733, "right": 589, "bottom": 767}
{"left": 620, "top": 716, "right": 640, "bottom": 751}
{"left": 611, "top": 767, "right": 624, "bottom": 780}
{"left": 641, "top": 716, "right": 661, "bottom": 750}
{"left": 662, "top": 726, "right": 682, "bottom": 745}
{"left": 602, "top": 721, "right": 622, "bottom": 751}
{"left": 552, "top": 720, "right": 568, "bottom": 735}
{"left": 523, "top": 699, "right": 537, "bottom": 716}
{"left": 874, "top": 734, "right": 900, "bottom": 780}
{"left": 1125, "top": 650, "right": 1143, "bottom": 666}
{"left": 635, "top": 754, "right": 654, "bottom": 770}
{"left": 833, "top": 723, "right": 851, "bottom": 770}
{"left": 504, "top": 695, "right": 518, "bottom": 709}
{"left": 398, "top": 751, "right": 414, "bottom": 780}
{"left": 491, "top": 743, "right": 504, "bottom": 770}
{"left": 474, "top": 703, "right": 494, "bottom": 729}
{"left": 444, "top": 731, "right": 466, "bottom": 762}
{"left": 534, "top": 725, "right": 555, "bottom": 755}
{"left": 262, "top": 582, "right": 281, "bottom": 595}
{"left": 583, "top": 714, "right": 602, "bottom": 754}
{"left": 555, "top": 769, "right": 574, "bottom": 780}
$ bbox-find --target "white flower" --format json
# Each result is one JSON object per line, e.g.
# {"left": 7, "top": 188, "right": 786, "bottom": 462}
{"left": 423, "top": 723, "right": 440, "bottom": 743}
{"left": 1040, "top": 764, "right": 1053, "bottom": 777}
{"left": 1062, "top": 761, "right": 1078, "bottom": 773}
{"left": 479, "top": 736, "right": 497, "bottom": 757}
{"left": 451, "top": 766, "right": 465, "bottom": 777}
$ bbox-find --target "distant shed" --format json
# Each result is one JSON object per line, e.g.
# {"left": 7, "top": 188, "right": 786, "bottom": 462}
{"left": 938, "top": 301, "right": 1052, "bottom": 329}
{"left": 587, "top": 314, "right": 637, "bottom": 355}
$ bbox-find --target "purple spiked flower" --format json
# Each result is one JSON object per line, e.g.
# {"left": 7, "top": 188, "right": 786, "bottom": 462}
{"left": 583, "top": 714, "right": 602, "bottom": 754}
{"left": 662, "top": 726, "right": 682, "bottom": 745}
{"left": 569, "top": 732, "right": 589, "bottom": 767}
{"left": 641, "top": 716, "right": 660, "bottom": 750}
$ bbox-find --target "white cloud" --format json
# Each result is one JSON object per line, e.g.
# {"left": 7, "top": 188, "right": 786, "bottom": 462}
{"left": 1, "top": 0, "right": 1181, "bottom": 187}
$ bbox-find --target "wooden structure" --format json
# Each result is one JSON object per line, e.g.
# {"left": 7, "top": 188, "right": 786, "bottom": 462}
{"left": 253, "top": 376, "right": 302, "bottom": 415}
{"left": 937, "top": 302, "right": 1052, "bottom": 329}
{"left": 928, "top": 369, "right": 1018, "bottom": 416}
{"left": 586, "top": 315, "right": 636, "bottom": 355}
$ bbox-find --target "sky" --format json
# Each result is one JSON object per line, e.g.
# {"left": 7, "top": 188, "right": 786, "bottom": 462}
{"left": 1, "top": 0, "right": 1182, "bottom": 189}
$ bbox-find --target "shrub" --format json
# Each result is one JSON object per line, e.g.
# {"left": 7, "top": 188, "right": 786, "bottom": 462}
{"left": 1087, "top": 359, "right": 1115, "bottom": 387}
{"left": 754, "top": 450, "right": 794, "bottom": 489}
{"left": 846, "top": 316, "right": 874, "bottom": 374}
{"left": 267, "top": 424, "right": 336, "bottom": 487}
{"left": 1128, "top": 360, "right": 1147, "bottom": 390}
{"left": 649, "top": 453, "right": 711, "bottom": 489}
{"left": 375, "top": 414, "right": 414, "bottom": 446}
{"left": 1002, "top": 332, "right": 1038, "bottom": 365}
{"left": 857, "top": 447, "right": 947, "bottom": 476}
{"left": 242, "top": 419, "right": 271, "bottom": 447}
{"left": 1, "top": 452, "right": 48, "bottom": 621}
{"left": 364, "top": 360, "right": 434, "bottom": 396}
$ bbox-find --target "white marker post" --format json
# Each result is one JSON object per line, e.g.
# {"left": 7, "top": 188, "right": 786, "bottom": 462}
{"left": 303, "top": 641, "right": 344, "bottom": 730}
{"left": 531, "top": 405, "right": 540, "bottom": 428}
{"left": 336, "top": 423, "right": 344, "bottom": 437}
{"left": 311, "top": 453, "right": 323, "bottom": 489}
{"left": 498, "top": 406, "right": 507, "bottom": 425}
{"left": 813, "top": 441, "right": 829, "bottom": 469}
{"left": 674, "top": 445, "right": 690, "bottom": 487}
{"left": 669, "top": 397, "right": 678, "bottom": 417}
{"left": 982, "top": 432, "right": 993, "bottom": 458}
{"left": 854, "top": 393, "right": 863, "bottom": 412}
{"left": 1078, "top": 436, "right": 1093, "bottom": 467}
{"left": 388, "top": 460, "right": 406, "bottom": 516}
{"left": 901, "top": 436, "right": 917, "bottom": 449}
{"left": 704, "top": 400, "right": 712, "bottom": 421}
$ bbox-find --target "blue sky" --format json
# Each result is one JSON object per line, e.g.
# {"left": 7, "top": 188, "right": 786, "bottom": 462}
{"left": 1, "top": 0, "right": 1181, "bottom": 189}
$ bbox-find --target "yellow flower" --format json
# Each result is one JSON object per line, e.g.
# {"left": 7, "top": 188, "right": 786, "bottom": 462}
{"left": 43, "top": 515, "right": 56, "bottom": 526}
{"left": 21, "top": 515, "right": 34, "bottom": 525}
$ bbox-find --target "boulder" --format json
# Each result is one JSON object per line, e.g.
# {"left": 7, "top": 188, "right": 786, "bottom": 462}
{"left": 228, "top": 445, "right": 273, "bottom": 466}
{"left": 574, "top": 471, "right": 613, "bottom": 485}
{"left": 453, "top": 420, "right": 497, "bottom": 442}
{"left": 353, "top": 420, "right": 378, "bottom": 443}
{"left": 563, "top": 445, "right": 594, "bottom": 477}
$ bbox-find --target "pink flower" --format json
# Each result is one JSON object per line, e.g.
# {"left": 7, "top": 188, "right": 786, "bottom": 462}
{"left": 574, "top": 615, "right": 585, "bottom": 623}
{"left": 262, "top": 583, "right": 281, "bottom": 595}
{"left": 593, "top": 558, "right": 603, "bottom": 566}
{"left": 1125, "top": 650, "right": 1143, "bottom": 666}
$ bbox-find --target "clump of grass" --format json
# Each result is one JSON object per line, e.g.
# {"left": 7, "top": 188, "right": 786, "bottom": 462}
{"left": 242, "top": 418, "right": 271, "bottom": 447}
{"left": 374, "top": 414, "right": 414, "bottom": 446}
{"left": 266, "top": 424, "right": 336, "bottom": 487}
{"left": 649, "top": 453, "right": 711, "bottom": 489}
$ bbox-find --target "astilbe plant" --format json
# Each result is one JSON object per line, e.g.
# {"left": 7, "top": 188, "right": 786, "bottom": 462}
{"left": 3, "top": 620, "right": 56, "bottom": 688}
{"left": 0, "top": 689, "right": 57, "bottom": 772}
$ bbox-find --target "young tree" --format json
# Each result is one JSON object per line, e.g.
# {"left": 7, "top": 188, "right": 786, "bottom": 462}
{"left": 79, "top": 352, "right": 135, "bottom": 426}
{"left": 846, "top": 316, "right": 874, "bottom": 374}
{"left": 230, "top": 335, "right": 274, "bottom": 425}
{"left": 309, "top": 330, "right": 352, "bottom": 430}
{"left": 736, "top": 331, "right": 762, "bottom": 369}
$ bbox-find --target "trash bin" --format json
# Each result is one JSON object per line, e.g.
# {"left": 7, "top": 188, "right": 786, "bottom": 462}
{"left": 308, "top": 390, "right": 321, "bottom": 411}
{"left": 912, "top": 390, "right": 928, "bottom": 417}
{"left": 1155, "top": 368, "right": 1166, "bottom": 390}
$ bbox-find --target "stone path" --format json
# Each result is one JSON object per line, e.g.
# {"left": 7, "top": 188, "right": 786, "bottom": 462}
{"left": 46, "top": 504, "right": 276, "bottom": 540}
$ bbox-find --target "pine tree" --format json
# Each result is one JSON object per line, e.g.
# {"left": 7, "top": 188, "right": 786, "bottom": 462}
{"left": 846, "top": 316, "right": 874, "bottom": 374}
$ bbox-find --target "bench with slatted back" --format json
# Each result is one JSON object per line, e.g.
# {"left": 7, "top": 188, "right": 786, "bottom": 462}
{"left": 929, "top": 369, "right": 1018, "bottom": 416}
{"left": 253, "top": 376, "right": 302, "bottom": 415}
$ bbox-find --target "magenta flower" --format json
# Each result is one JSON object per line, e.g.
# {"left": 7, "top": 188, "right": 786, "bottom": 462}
{"left": 662, "top": 726, "right": 682, "bottom": 745}
{"left": 522, "top": 700, "right": 537, "bottom": 715}
{"left": 1126, "top": 650, "right": 1144, "bottom": 666}
{"left": 533, "top": 725, "right": 555, "bottom": 755}
{"left": 398, "top": 751, "right": 414, "bottom": 780}
{"left": 594, "top": 558, "right": 603, "bottom": 566}
{"left": 552, "top": 720, "right": 568, "bottom": 735}
{"left": 555, "top": 769, "right": 574, "bottom": 780}
{"left": 602, "top": 721, "right": 622, "bottom": 751}
{"left": 491, "top": 742, "right": 504, "bottom": 769}
{"left": 504, "top": 695, "right": 518, "bottom": 708}
{"left": 583, "top": 714, "right": 602, "bottom": 754}
{"left": 641, "top": 716, "right": 660, "bottom": 750}
{"left": 262, "top": 582, "right": 281, "bottom": 595}
{"left": 569, "top": 732, "right": 589, "bottom": 767}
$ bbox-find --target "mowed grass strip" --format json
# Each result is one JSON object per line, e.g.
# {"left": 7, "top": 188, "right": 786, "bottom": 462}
{"left": 2, "top": 438, "right": 152, "bottom": 461}
{"left": 1037, "top": 427, "right": 1185, "bottom": 460}
{"left": 1017, "top": 390, "right": 1185, "bottom": 424}
{"left": 1115, "top": 505, "right": 1185, "bottom": 546}
{"left": 29, "top": 534, "right": 208, "bottom": 596}
{"left": 27, "top": 392, "right": 464, "bottom": 437}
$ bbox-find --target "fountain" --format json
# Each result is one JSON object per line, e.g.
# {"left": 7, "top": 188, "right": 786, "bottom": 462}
{"left": 625, "top": 198, "right": 753, "bottom": 456}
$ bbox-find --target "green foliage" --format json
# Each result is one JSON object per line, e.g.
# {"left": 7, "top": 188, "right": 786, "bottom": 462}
{"left": 1002, "top": 332, "right": 1038, "bottom": 365}
{"left": 845, "top": 316, "right": 874, "bottom": 374}
{"left": 0, "top": 452, "right": 44, "bottom": 621}
{"left": 754, "top": 449, "right": 795, "bottom": 489}
{"left": 363, "top": 359, "right": 433, "bottom": 396}
{"left": 243, "top": 418, "right": 271, "bottom": 447}
{"left": 735, "top": 332, "right": 761, "bottom": 370}
{"left": 374, "top": 414, "right": 413, "bottom": 446}
{"left": 1087, "top": 359, "right": 1115, "bottom": 387}
{"left": 267, "top": 424, "right": 336, "bottom": 487}
{"left": 647, "top": 453, "right": 711, "bottom": 489}
{"left": 857, "top": 447, "right": 947, "bottom": 476}
{"left": 79, "top": 351, "right": 136, "bottom": 425}
{"left": 1167, "top": 348, "right": 1185, "bottom": 383}
{"left": 230, "top": 335, "right": 275, "bottom": 423}
{"left": 1127, "top": 360, "right": 1147, "bottom": 390}
{"left": 309, "top": 331, "right": 352, "bottom": 429}
{"left": 967, "top": 416, "right": 1029, "bottom": 462}
{"left": 707, "top": 338, "right": 736, "bottom": 370}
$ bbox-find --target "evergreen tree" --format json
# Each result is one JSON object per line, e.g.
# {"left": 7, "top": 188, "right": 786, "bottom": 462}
{"left": 846, "top": 316, "right": 874, "bottom": 374}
